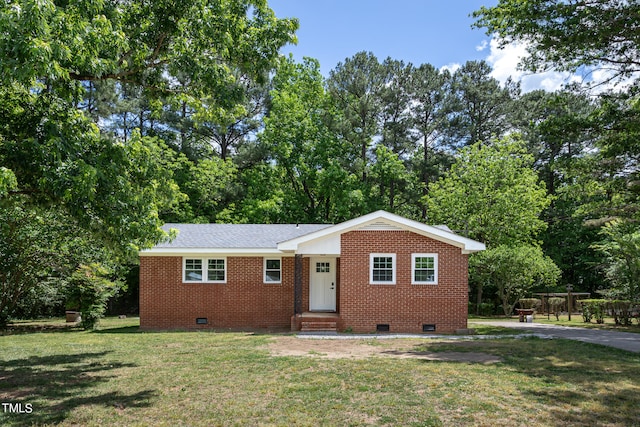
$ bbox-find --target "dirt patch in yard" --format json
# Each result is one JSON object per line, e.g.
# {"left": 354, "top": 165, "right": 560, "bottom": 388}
{"left": 267, "top": 336, "right": 502, "bottom": 364}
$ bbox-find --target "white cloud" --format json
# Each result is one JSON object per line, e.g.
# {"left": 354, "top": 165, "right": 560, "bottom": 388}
{"left": 485, "top": 37, "right": 581, "bottom": 92}
{"left": 483, "top": 37, "right": 640, "bottom": 94}
{"left": 475, "top": 40, "right": 488, "bottom": 52}
{"left": 440, "top": 62, "right": 461, "bottom": 75}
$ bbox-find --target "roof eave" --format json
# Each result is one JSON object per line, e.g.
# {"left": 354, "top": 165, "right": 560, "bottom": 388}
{"left": 140, "top": 247, "right": 286, "bottom": 256}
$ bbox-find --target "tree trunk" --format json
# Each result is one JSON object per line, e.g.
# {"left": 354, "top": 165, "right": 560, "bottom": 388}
{"left": 476, "top": 283, "right": 483, "bottom": 315}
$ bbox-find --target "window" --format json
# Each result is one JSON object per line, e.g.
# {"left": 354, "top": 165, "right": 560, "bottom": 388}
{"left": 184, "top": 259, "right": 203, "bottom": 282}
{"left": 208, "top": 259, "right": 226, "bottom": 282}
{"left": 412, "top": 254, "right": 438, "bottom": 284}
{"left": 264, "top": 258, "right": 282, "bottom": 283}
{"left": 316, "top": 262, "right": 330, "bottom": 273}
{"left": 183, "top": 258, "right": 226, "bottom": 283}
{"left": 370, "top": 253, "right": 396, "bottom": 285}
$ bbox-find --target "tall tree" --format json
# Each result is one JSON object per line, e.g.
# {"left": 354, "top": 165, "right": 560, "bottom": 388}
{"left": 445, "top": 60, "right": 517, "bottom": 147}
{"left": 407, "top": 63, "right": 451, "bottom": 217}
{"left": 512, "top": 89, "right": 595, "bottom": 195}
{"left": 370, "top": 145, "right": 411, "bottom": 212}
{"left": 474, "top": 0, "right": 640, "bottom": 299}
{"left": 593, "top": 219, "right": 640, "bottom": 302}
{"left": 512, "top": 89, "right": 603, "bottom": 291}
{"left": 193, "top": 77, "right": 269, "bottom": 161}
{"left": 261, "top": 57, "right": 360, "bottom": 223}
{"left": 0, "top": 0, "right": 297, "bottom": 242}
{"left": 379, "top": 59, "right": 414, "bottom": 156}
{"left": 0, "top": 0, "right": 297, "bottom": 325}
{"left": 327, "top": 51, "right": 386, "bottom": 181}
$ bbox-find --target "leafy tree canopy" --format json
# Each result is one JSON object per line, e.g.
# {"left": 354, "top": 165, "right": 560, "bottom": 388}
{"left": 592, "top": 219, "right": 640, "bottom": 302}
{"left": 0, "top": 0, "right": 297, "bottom": 253}
{"left": 0, "top": 0, "right": 298, "bottom": 94}
{"left": 425, "top": 135, "right": 552, "bottom": 247}
{"left": 0, "top": 0, "right": 297, "bottom": 325}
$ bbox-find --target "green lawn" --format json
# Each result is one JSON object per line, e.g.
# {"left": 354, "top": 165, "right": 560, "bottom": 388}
{"left": 1, "top": 317, "right": 639, "bottom": 426}
{"left": 470, "top": 314, "right": 640, "bottom": 334}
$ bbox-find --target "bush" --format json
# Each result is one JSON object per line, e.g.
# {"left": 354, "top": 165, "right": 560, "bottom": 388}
{"left": 607, "top": 300, "right": 634, "bottom": 325}
{"left": 469, "top": 302, "right": 496, "bottom": 316}
{"left": 579, "top": 299, "right": 607, "bottom": 324}
{"left": 66, "top": 264, "right": 119, "bottom": 330}
{"left": 548, "top": 297, "right": 565, "bottom": 321}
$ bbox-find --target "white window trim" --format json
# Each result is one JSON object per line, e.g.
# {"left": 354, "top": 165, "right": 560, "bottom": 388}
{"left": 263, "top": 257, "right": 282, "bottom": 284}
{"left": 412, "top": 253, "right": 438, "bottom": 285}
{"left": 183, "top": 257, "right": 227, "bottom": 283}
{"left": 370, "top": 253, "right": 396, "bottom": 285}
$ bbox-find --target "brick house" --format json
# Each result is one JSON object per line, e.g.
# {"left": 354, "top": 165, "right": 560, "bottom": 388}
{"left": 139, "top": 210, "right": 485, "bottom": 333}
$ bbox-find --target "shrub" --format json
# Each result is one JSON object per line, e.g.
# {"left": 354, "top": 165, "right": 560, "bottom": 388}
{"left": 607, "top": 300, "right": 633, "bottom": 325}
{"left": 579, "top": 299, "right": 607, "bottom": 324}
{"left": 469, "top": 302, "right": 495, "bottom": 316}
{"left": 66, "top": 264, "right": 119, "bottom": 330}
{"left": 548, "top": 297, "right": 565, "bottom": 321}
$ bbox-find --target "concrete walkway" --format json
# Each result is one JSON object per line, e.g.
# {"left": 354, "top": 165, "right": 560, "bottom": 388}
{"left": 473, "top": 321, "right": 640, "bottom": 353}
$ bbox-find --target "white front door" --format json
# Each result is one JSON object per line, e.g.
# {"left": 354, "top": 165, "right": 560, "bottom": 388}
{"left": 309, "top": 258, "right": 336, "bottom": 311}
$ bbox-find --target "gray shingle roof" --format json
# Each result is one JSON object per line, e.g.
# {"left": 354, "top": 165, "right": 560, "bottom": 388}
{"left": 157, "top": 223, "right": 333, "bottom": 249}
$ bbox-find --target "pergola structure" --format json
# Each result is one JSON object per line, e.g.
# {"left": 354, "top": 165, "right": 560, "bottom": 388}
{"left": 533, "top": 292, "right": 591, "bottom": 313}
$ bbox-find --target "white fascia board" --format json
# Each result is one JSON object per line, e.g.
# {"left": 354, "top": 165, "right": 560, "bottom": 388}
{"left": 139, "top": 248, "right": 288, "bottom": 257}
{"left": 277, "top": 210, "right": 486, "bottom": 253}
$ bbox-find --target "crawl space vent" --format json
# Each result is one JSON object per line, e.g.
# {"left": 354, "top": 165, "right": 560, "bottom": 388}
{"left": 196, "top": 317, "right": 208, "bottom": 325}
{"left": 376, "top": 324, "right": 390, "bottom": 332}
{"left": 422, "top": 324, "right": 436, "bottom": 332}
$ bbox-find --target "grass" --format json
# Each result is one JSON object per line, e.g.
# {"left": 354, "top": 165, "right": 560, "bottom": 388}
{"left": 470, "top": 314, "right": 640, "bottom": 334}
{"left": 1, "top": 317, "right": 639, "bottom": 426}
{"left": 534, "top": 314, "right": 640, "bottom": 333}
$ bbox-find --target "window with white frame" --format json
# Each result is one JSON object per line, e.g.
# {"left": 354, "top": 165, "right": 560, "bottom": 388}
{"left": 412, "top": 253, "right": 438, "bottom": 284}
{"left": 183, "top": 257, "right": 226, "bottom": 283}
{"left": 264, "top": 258, "right": 282, "bottom": 283}
{"left": 370, "top": 253, "right": 396, "bottom": 284}
{"left": 184, "top": 259, "right": 203, "bottom": 282}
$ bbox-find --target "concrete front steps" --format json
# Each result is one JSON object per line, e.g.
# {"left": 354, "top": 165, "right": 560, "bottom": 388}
{"left": 301, "top": 321, "right": 337, "bottom": 332}
{"left": 291, "top": 312, "right": 342, "bottom": 332}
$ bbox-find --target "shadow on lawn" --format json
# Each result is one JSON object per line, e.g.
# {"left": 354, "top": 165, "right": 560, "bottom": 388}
{"left": 0, "top": 351, "right": 155, "bottom": 426}
{"left": 0, "top": 323, "right": 82, "bottom": 336}
{"left": 420, "top": 338, "right": 640, "bottom": 426}
{"left": 93, "top": 325, "right": 141, "bottom": 334}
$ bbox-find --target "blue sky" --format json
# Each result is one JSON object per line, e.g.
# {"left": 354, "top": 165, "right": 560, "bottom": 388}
{"left": 268, "top": 1, "right": 497, "bottom": 75}
{"left": 267, "top": 1, "right": 588, "bottom": 92}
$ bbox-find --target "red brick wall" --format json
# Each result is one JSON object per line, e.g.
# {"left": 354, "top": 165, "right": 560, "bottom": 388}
{"left": 139, "top": 256, "right": 307, "bottom": 330}
{"left": 339, "top": 231, "right": 469, "bottom": 333}
{"left": 140, "top": 231, "right": 470, "bottom": 333}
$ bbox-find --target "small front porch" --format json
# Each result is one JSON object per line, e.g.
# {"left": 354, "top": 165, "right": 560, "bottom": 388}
{"left": 292, "top": 254, "right": 341, "bottom": 332}
{"left": 291, "top": 312, "right": 343, "bottom": 332}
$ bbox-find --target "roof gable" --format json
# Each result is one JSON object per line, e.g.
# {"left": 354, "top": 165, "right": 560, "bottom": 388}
{"left": 277, "top": 210, "right": 485, "bottom": 254}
